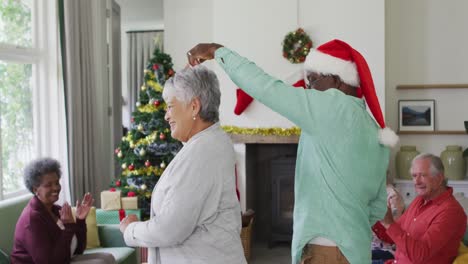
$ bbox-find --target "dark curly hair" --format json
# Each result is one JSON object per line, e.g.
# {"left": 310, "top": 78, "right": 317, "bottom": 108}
{"left": 23, "top": 158, "right": 62, "bottom": 194}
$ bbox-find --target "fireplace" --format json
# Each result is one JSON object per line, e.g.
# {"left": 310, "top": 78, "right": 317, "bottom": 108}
{"left": 244, "top": 144, "right": 297, "bottom": 246}
{"left": 270, "top": 155, "right": 295, "bottom": 245}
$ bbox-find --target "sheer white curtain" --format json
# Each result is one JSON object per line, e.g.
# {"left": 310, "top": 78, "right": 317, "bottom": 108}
{"left": 37, "top": 1, "right": 70, "bottom": 204}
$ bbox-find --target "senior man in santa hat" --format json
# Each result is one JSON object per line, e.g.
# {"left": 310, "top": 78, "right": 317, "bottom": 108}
{"left": 187, "top": 39, "right": 398, "bottom": 264}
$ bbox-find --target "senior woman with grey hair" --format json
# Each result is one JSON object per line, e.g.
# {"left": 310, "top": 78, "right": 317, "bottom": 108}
{"left": 120, "top": 65, "right": 246, "bottom": 264}
{"left": 11, "top": 158, "right": 116, "bottom": 264}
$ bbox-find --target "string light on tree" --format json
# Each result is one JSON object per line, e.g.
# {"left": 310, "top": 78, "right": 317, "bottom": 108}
{"left": 139, "top": 149, "right": 146, "bottom": 156}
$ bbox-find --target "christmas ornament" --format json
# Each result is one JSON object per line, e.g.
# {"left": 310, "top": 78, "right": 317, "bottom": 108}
{"left": 127, "top": 191, "right": 136, "bottom": 197}
{"left": 145, "top": 160, "right": 151, "bottom": 167}
{"left": 144, "top": 69, "right": 150, "bottom": 74}
{"left": 131, "top": 117, "right": 134, "bottom": 123}
{"left": 140, "top": 184, "right": 147, "bottom": 191}
{"left": 160, "top": 162, "right": 166, "bottom": 169}
{"left": 152, "top": 64, "right": 159, "bottom": 70}
{"left": 153, "top": 100, "right": 161, "bottom": 107}
{"left": 128, "top": 164, "right": 135, "bottom": 171}
{"left": 117, "top": 151, "right": 123, "bottom": 158}
{"left": 139, "top": 149, "right": 146, "bottom": 156}
{"left": 129, "top": 142, "right": 135, "bottom": 148}
{"left": 110, "top": 187, "right": 116, "bottom": 192}
{"left": 282, "top": 28, "right": 312, "bottom": 64}
{"left": 121, "top": 163, "right": 127, "bottom": 169}
{"left": 114, "top": 148, "right": 120, "bottom": 154}
{"left": 137, "top": 124, "right": 144, "bottom": 131}
{"left": 141, "top": 85, "right": 146, "bottom": 91}
{"left": 159, "top": 133, "right": 166, "bottom": 140}
{"left": 136, "top": 101, "right": 141, "bottom": 107}
{"left": 116, "top": 180, "right": 121, "bottom": 187}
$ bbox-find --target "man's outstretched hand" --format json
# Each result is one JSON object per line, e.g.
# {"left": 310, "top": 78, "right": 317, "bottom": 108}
{"left": 187, "top": 43, "right": 224, "bottom": 66}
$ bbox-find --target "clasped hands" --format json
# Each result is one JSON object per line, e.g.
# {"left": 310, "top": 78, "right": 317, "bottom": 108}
{"left": 120, "top": 214, "right": 138, "bottom": 233}
{"left": 381, "top": 193, "right": 400, "bottom": 228}
{"left": 59, "top": 192, "right": 94, "bottom": 224}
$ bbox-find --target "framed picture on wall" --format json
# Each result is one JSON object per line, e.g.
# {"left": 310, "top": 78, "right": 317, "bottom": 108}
{"left": 398, "top": 100, "right": 435, "bottom": 131}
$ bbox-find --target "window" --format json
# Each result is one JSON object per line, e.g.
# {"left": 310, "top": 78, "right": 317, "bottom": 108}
{"left": 0, "top": 61, "right": 34, "bottom": 196}
{"left": 0, "top": 0, "right": 36, "bottom": 199}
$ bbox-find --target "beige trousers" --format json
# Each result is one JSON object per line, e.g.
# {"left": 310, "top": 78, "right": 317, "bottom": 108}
{"left": 301, "top": 244, "right": 350, "bottom": 264}
{"left": 70, "top": 252, "right": 116, "bottom": 264}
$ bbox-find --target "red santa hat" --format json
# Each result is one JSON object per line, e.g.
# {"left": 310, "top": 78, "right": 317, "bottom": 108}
{"left": 304, "top": 39, "right": 398, "bottom": 147}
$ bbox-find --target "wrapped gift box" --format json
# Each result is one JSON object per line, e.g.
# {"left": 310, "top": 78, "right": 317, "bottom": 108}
{"left": 121, "top": 197, "right": 138, "bottom": 210}
{"left": 100, "top": 190, "right": 121, "bottom": 210}
{"left": 96, "top": 209, "right": 142, "bottom": 224}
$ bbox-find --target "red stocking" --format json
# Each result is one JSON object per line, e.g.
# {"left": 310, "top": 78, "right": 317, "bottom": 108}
{"left": 234, "top": 88, "right": 254, "bottom": 115}
{"left": 234, "top": 79, "right": 305, "bottom": 115}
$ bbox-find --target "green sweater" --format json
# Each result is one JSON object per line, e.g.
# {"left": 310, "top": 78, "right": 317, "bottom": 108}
{"left": 215, "top": 47, "right": 390, "bottom": 264}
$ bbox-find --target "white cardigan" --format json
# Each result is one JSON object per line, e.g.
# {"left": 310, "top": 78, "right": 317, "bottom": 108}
{"left": 124, "top": 123, "right": 246, "bottom": 264}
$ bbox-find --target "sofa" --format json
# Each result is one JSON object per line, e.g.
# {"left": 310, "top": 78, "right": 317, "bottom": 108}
{"left": 0, "top": 194, "right": 137, "bottom": 264}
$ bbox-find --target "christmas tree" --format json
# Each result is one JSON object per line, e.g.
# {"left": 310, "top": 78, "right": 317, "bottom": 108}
{"left": 111, "top": 48, "right": 182, "bottom": 219}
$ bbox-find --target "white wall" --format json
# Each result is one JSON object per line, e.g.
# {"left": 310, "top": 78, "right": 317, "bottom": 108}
{"left": 165, "top": 0, "right": 385, "bottom": 128}
{"left": 116, "top": 0, "right": 164, "bottom": 127}
{"left": 386, "top": 0, "right": 468, "bottom": 180}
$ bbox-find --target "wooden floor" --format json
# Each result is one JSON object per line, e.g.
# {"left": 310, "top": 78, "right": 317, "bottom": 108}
{"left": 249, "top": 242, "right": 291, "bottom": 264}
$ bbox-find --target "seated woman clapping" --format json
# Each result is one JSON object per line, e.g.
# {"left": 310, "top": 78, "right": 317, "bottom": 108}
{"left": 10, "top": 158, "right": 116, "bottom": 264}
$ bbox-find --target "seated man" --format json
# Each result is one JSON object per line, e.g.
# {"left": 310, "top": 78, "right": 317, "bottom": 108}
{"left": 381, "top": 153, "right": 467, "bottom": 264}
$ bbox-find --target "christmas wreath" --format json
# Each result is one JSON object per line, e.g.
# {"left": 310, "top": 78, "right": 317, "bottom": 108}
{"left": 282, "top": 28, "right": 313, "bottom": 64}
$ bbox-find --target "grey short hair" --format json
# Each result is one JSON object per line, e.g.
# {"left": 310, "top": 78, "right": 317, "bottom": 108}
{"left": 162, "top": 65, "right": 220, "bottom": 123}
{"left": 23, "top": 158, "right": 62, "bottom": 193}
{"left": 411, "top": 153, "right": 447, "bottom": 186}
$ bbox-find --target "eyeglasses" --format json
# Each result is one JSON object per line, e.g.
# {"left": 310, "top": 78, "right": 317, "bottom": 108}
{"left": 306, "top": 75, "right": 327, "bottom": 89}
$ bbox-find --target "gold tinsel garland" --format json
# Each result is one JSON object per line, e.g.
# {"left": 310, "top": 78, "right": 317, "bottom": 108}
{"left": 222, "top": 126, "right": 301, "bottom": 136}
{"left": 122, "top": 166, "right": 163, "bottom": 177}
{"left": 147, "top": 80, "right": 163, "bottom": 92}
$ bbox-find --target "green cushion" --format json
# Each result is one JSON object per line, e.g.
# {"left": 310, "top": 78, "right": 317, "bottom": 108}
{"left": 0, "top": 194, "right": 32, "bottom": 256}
{"left": 97, "top": 225, "right": 127, "bottom": 248}
{"left": 95, "top": 209, "right": 141, "bottom": 225}
{"left": 84, "top": 247, "right": 136, "bottom": 264}
{"left": 0, "top": 249, "right": 9, "bottom": 264}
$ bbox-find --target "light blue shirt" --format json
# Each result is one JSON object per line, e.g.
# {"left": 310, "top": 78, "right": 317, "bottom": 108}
{"left": 215, "top": 47, "right": 389, "bottom": 264}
